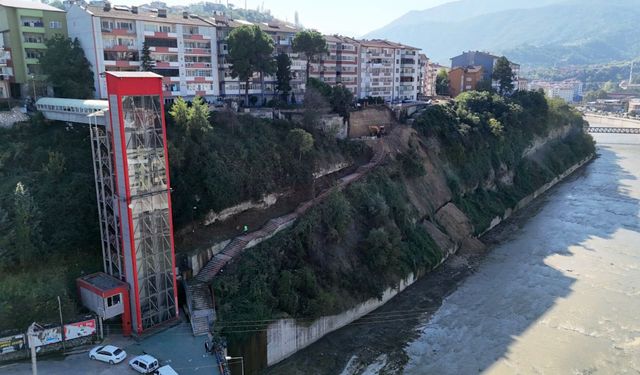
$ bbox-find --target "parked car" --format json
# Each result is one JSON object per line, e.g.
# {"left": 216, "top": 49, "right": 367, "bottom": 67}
{"left": 88, "top": 345, "right": 127, "bottom": 364}
{"left": 154, "top": 365, "right": 179, "bottom": 375}
{"left": 129, "top": 354, "right": 160, "bottom": 374}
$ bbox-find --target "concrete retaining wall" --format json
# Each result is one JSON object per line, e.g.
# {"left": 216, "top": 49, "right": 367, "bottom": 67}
{"left": 266, "top": 273, "right": 417, "bottom": 366}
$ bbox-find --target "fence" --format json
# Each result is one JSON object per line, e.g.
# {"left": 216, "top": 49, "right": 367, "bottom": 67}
{"left": 0, "top": 316, "right": 99, "bottom": 363}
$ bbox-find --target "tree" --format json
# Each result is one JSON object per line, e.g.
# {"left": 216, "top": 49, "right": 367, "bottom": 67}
{"left": 190, "top": 96, "right": 212, "bottom": 136}
{"left": 227, "top": 25, "right": 274, "bottom": 107}
{"left": 493, "top": 56, "right": 514, "bottom": 96}
{"left": 435, "top": 69, "right": 449, "bottom": 96}
{"left": 227, "top": 26, "right": 257, "bottom": 107}
{"left": 288, "top": 128, "right": 314, "bottom": 160}
{"left": 253, "top": 30, "right": 275, "bottom": 106}
{"left": 276, "top": 53, "right": 292, "bottom": 101}
{"left": 330, "top": 85, "right": 353, "bottom": 120}
{"left": 169, "top": 97, "right": 190, "bottom": 129}
{"left": 292, "top": 30, "right": 327, "bottom": 82}
{"left": 40, "top": 35, "right": 94, "bottom": 98}
{"left": 476, "top": 78, "right": 494, "bottom": 93}
{"left": 141, "top": 40, "right": 154, "bottom": 71}
{"left": 13, "top": 182, "right": 43, "bottom": 266}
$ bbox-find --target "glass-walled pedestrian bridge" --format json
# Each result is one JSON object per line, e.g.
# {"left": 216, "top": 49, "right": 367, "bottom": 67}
{"left": 36, "top": 97, "right": 109, "bottom": 125}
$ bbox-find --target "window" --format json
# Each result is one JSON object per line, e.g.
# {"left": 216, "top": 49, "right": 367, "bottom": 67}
{"left": 106, "top": 293, "right": 121, "bottom": 307}
{"left": 49, "top": 21, "right": 62, "bottom": 29}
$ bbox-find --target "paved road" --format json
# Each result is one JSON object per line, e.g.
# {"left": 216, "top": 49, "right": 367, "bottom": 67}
{"left": 0, "top": 323, "right": 221, "bottom": 375}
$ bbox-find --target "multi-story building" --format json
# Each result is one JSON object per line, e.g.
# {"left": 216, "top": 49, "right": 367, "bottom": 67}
{"left": 310, "top": 35, "right": 360, "bottom": 96}
{"left": 448, "top": 65, "right": 483, "bottom": 98}
{"left": 358, "top": 39, "right": 420, "bottom": 102}
{"left": 451, "top": 50, "right": 520, "bottom": 90}
{"left": 210, "top": 15, "right": 305, "bottom": 103}
{"left": 66, "top": 3, "right": 219, "bottom": 102}
{"left": 0, "top": 0, "right": 66, "bottom": 98}
{"left": 417, "top": 53, "right": 428, "bottom": 98}
{"left": 0, "top": 33, "right": 13, "bottom": 98}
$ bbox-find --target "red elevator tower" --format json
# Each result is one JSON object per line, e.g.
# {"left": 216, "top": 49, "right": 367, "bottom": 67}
{"left": 104, "top": 72, "right": 178, "bottom": 334}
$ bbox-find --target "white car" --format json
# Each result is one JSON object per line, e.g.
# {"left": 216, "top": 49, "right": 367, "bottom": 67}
{"left": 129, "top": 354, "right": 160, "bottom": 374}
{"left": 89, "top": 345, "right": 127, "bottom": 364}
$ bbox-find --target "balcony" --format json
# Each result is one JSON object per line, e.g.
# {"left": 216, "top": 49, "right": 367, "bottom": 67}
{"left": 184, "top": 48, "right": 211, "bottom": 55}
{"left": 102, "top": 28, "right": 136, "bottom": 36}
{"left": 185, "top": 62, "right": 212, "bottom": 68}
{"left": 103, "top": 44, "right": 137, "bottom": 52}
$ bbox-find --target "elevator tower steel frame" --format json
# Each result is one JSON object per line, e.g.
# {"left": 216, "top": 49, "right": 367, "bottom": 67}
{"left": 96, "top": 72, "right": 179, "bottom": 334}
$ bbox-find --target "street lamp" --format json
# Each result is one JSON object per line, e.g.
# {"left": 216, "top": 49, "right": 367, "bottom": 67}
{"left": 29, "top": 73, "right": 37, "bottom": 101}
{"left": 225, "top": 356, "right": 244, "bottom": 375}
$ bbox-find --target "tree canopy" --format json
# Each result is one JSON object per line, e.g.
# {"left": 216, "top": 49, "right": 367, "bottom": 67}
{"left": 227, "top": 25, "right": 274, "bottom": 106}
{"left": 40, "top": 35, "right": 94, "bottom": 98}
{"left": 493, "top": 56, "right": 515, "bottom": 96}
{"left": 292, "top": 30, "right": 327, "bottom": 81}
{"left": 275, "top": 53, "right": 292, "bottom": 102}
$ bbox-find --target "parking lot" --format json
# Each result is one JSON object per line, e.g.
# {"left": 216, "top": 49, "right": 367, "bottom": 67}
{"left": 0, "top": 323, "right": 221, "bottom": 375}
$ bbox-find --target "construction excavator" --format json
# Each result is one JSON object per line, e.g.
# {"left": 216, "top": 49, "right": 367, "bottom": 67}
{"left": 368, "top": 125, "right": 386, "bottom": 138}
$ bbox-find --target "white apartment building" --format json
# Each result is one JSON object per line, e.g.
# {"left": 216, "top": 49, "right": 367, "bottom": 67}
{"left": 358, "top": 39, "right": 420, "bottom": 102}
{"left": 310, "top": 35, "right": 360, "bottom": 96}
{"left": 66, "top": 3, "right": 219, "bottom": 102}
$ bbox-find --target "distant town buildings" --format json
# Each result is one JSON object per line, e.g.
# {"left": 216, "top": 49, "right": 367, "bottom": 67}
{"left": 0, "top": 0, "right": 67, "bottom": 98}
{"left": 0, "top": 2, "right": 447, "bottom": 103}
{"left": 528, "top": 79, "right": 583, "bottom": 103}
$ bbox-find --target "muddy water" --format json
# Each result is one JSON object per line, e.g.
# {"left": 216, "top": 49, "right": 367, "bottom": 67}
{"left": 405, "top": 133, "right": 640, "bottom": 374}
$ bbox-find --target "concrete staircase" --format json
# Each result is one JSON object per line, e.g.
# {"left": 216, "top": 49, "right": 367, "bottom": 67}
{"left": 184, "top": 139, "right": 388, "bottom": 335}
{"left": 185, "top": 281, "right": 215, "bottom": 336}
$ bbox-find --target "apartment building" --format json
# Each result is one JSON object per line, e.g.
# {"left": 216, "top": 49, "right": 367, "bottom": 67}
{"left": 310, "top": 35, "right": 359, "bottom": 96}
{"left": 451, "top": 50, "right": 520, "bottom": 89}
{"left": 0, "top": 0, "right": 66, "bottom": 98}
{"left": 425, "top": 61, "right": 448, "bottom": 97}
{"left": 448, "top": 65, "right": 484, "bottom": 98}
{"left": 358, "top": 39, "right": 420, "bottom": 102}
{"left": 66, "top": 3, "right": 219, "bottom": 102}
{"left": 417, "top": 53, "right": 428, "bottom": 98}
{"left": 209, "top": 15, "right": 305, "bottom": 102}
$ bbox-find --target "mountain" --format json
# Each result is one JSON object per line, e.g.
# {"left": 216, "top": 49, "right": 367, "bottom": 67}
{"left": 364, "top": 0, "right": 640, "bottom": 67}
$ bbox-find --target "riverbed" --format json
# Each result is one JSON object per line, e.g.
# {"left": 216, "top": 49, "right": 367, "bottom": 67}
{"left": 264, "top": 133, "right": 640, "bottom": 375}
{"left": 405, "top": 133, "right": 640, "bottom": 374}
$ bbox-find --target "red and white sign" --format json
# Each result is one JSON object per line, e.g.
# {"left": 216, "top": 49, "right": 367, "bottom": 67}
{"left": 64, "top": 319, "right": 96, "bottom": 340}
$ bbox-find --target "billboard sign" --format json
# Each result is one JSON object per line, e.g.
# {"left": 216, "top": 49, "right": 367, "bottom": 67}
{"left": 31, "top": 327, "right": 62, "bottom": 347}
{"left": 64, "top": 319, "right": 96, "bottom": 340}
{"left": 0, "top": 334, "right": 25, "bottom": 355}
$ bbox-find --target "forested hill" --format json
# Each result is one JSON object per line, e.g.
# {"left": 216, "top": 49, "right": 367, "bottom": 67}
{"left": 364, "top": 0, "right": 640, "bottom": 67}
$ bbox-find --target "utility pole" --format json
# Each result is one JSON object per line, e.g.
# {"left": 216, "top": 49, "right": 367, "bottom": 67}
{"left": 27, "top": 323, "right": 38, "bottom": 375}
{"left": 57, "top": 296, "right": 66, "bottom": 353}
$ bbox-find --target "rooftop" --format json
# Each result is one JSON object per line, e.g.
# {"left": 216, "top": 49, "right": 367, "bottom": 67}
{"left": 82, "top": 4, "right": 211, "bottom": 26}
{"left": 0, "top": 0, "right": 64, "bottom": 12}
{"left": 78, "top": 272, "right": 128, "bottom": 291}
{"left": 106, "top": 71, "right": 163, "bottom": 78}
{"left": 359, "top": 39, "right": 419, "bottom": 50}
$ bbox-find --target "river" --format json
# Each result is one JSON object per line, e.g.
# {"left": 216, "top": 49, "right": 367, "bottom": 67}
{"left": 404, "top": 133, "right": 640, "bottom": 374}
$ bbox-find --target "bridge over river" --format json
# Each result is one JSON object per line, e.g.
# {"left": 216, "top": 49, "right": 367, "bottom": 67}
{"left": 585, "top": 113, "right": 640, "bottom": 134}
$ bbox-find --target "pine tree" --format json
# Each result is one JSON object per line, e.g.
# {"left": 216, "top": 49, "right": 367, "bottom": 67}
{"left": 276, "top": 53, "right": 292, "bottom": 102}
{"left": 141, "top": 40, "right": 154, "bottom": 71}
{"left": 493, "top": 56, "right": 514, "bottom": 96}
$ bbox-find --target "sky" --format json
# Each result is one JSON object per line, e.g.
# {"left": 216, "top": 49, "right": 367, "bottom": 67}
{"left": 130, "top": 0, "right": 454, "bottom": 37}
